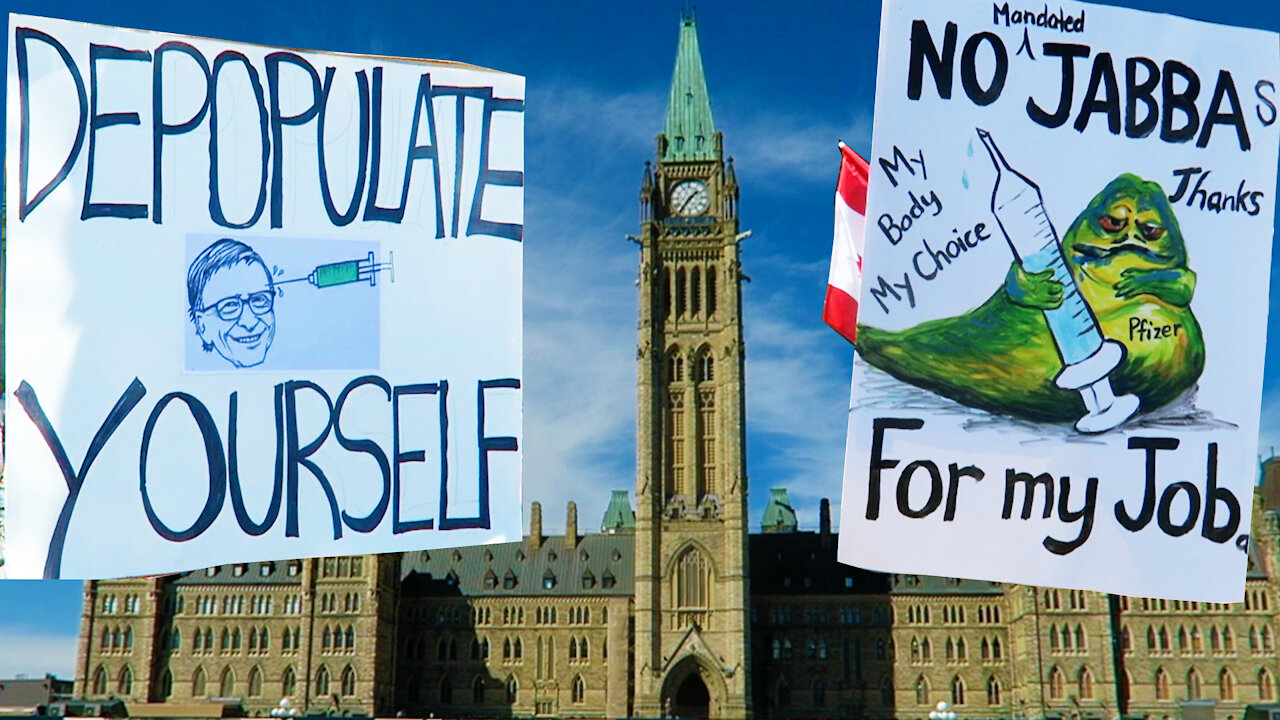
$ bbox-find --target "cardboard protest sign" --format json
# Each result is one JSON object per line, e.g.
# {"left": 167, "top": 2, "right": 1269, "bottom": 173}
{"left": 840, "top": 0, "right": 1278, "bottom": 601}
{"left": 4, "top": 14, "right": 524, "bottom": 578}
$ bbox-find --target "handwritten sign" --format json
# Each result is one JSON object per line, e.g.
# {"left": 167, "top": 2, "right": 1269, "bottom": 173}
{"left": 4, "top": 15, "right": 524, "bottom": 578}
{"left": 840, "top": 0, "right": 1278, "bottom": 601}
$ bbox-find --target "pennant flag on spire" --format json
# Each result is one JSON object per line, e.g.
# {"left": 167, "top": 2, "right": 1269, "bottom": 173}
{"left": 823, "top": 142, "right": 870, "bottom": 344}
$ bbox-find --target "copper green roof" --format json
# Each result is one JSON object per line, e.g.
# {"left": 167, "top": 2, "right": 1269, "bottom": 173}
{"left": 761, "top": 488, "right": 798, "bottom": 533}
{"left": 601, "top": 490, "right": 636, "bottom": 532}
{"left": 663, "top": 13, "right": 717, "bottom": 162}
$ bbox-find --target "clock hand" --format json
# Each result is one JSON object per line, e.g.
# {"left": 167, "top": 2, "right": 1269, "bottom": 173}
{"left": 678, "top": 194, "right": 695, "bottom": 213}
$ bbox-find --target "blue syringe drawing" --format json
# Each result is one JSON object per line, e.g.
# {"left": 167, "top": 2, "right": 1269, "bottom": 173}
{"left": 276, "top": 251, "right": 395, "bottom": 288}
{"left": 976, "top": 128, "right": 1139, "bottom": 433}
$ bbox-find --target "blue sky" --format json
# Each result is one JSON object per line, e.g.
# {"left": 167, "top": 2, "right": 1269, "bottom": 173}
{"left": 1, "top": 0, "right": 1279, "bottom": 680}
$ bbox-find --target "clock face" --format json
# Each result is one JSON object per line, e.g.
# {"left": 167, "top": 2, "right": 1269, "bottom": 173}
{"left": 670, "top": 180, "right": 710, "bottom": 217}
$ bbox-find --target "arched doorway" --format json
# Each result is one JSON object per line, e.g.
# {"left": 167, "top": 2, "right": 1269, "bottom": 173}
{"left": 661, "top": 655, "right": 723, "bottom": 720}
{"left": 673, "top": 673, "right": 711, "bottom": 719}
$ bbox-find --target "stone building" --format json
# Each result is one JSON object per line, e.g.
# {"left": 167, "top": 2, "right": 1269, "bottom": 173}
{"left": 73, "top": 13, "right": 1280, "bottom": 720}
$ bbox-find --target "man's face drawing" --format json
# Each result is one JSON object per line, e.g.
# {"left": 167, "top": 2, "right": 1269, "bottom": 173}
{"left": 195, "top": 261, "right": 277, "bottom": 368}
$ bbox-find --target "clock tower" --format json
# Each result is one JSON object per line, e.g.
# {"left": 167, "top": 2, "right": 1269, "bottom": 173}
{"left": 633, "top": 11, "right": 751, "bottom": 719}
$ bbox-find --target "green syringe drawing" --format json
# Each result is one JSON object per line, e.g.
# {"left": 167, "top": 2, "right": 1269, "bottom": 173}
{"left": 277, "top": 251, "right": 394, "bottom": 288}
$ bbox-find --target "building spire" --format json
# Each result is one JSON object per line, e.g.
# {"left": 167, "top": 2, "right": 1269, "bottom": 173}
{"left": 663, "top": 12, "right": 717, "bottom": 161}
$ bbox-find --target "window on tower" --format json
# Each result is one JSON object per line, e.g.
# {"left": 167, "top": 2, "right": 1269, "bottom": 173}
{"left": 676, "top": 268, "right": 687, "bottom": 316}
{"left": 691, "top": 267, "right": 701, "bottom": 316}
{"left": 707, "top": 269, "right": 717, "bottom": 316}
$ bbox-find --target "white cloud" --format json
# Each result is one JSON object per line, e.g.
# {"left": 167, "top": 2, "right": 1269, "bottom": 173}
{"left": 0, "top": 630, "right": 77, "bottom": 679}
{"left": 724, "top": 109, "right": 873, "bottom": 186}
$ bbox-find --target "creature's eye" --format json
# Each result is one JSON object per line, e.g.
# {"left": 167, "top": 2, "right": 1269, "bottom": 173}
{"left": 1098, "top": 215, "right": 1127, "bottom": 233}
{"left": 1139, "top": 222, "right": 1166, "bottom": 241}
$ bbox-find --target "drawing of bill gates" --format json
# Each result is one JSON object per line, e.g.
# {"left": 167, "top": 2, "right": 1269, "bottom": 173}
{"left": 187, "top": 238, "right": 277, "bottom": 369}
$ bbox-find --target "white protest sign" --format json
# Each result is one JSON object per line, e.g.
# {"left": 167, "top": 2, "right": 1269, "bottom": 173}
{"left": 4, "top": 14, "right": 524, "bottom": 578}
{"left": 840, "top": 0, "right": 1278, "bottom": 601}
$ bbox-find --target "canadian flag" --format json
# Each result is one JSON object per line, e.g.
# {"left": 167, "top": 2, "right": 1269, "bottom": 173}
{"left": 823, "top": 142, "right": 870, "bottom": 345}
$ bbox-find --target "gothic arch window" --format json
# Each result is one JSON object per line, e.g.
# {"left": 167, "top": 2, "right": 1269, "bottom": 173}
{"left": 1074, "top": 625, "right": 1085, "bottom": 650}
{"left": 114, "top": 665, "right": 131, "bottom": 695}
{"left": 569, "top": 637, "right": 579, "bottom": 660}
{"left": 981, "top": 638, "right": 990, "bottom": 660}
{"left": 282, "top": 666, "right": 297, "bottom": 697}
{"left": 506, "top": 675, "right": 518, "bottom": 704}
{"left": 922, "top": 637, "right": 932, "bottom": 662}
{"left": 341, "top": 666, "right": 356, "bottom": 697}
{"left": 124, "top": 627, "right": 133, "bottom": 650}
{"left": 946, "top": 637, "right": 955, "bottom": 661}
{"left": 573, "top": 675, "right": 586, "bottom": 704}
{"left": 315, "top": 665, "right": 331, "bottom": 696}
{"left": 1155, "top": 668, "right": 1171, "bottom": 700}
{"left": 951, "top": 676, "right": 965, "bottom": 705}
{"left": 248, "top": 666, "right": 263, "bottom": 697}
{"left": 1220, "top": 668, "right": 1236, "bottom": 701}
{"left": 1187, "top": 668, "right": 1203, "bottom": 700}
{"left": 881, "top": 676, "right": 894, "bottom": 706}
{"left": 1049, "top": 667, "right": 1065, "bottom": 700}
{"left": 440, "top": 676, "right": 453, "bottom": 704}
{"left": 992, "top": 637, "right": 1002, "bottom": 659}
{"left": 472, "top": 675, "right": 485, "bottom": 704}
{"left": 1160, "top": 626, "right": 1170, "bottom": 651}
{"left": 674, "top": 547, "right": 712, "bottom": 611}
{"left": 957, "top": 637, "right": 966, "bottom": 660}
{"left": 192, "top": 666, "right": 207, "bottom": 697}
{"left": 1079, "top": 667, "right": 1094, "bottom": 700}
{"left": 345, "top": 625, "right": 355, "bottom": 651}
{"left": 219, "top": 667, "right": 234, "bottom": 698}
{"left": 915, "top": 675, "right": 930, "bottom": 705}
{"left": 92, "top": 666, "right": 107, "bottom": 695}
{"left": 514, "top": 638, "right": 523, "bottom": 659}
{"left": 1260, "top": 668, "right": 1276, "bottom": 701}
{"left": 1148, "top": 626, "right": 1157, "bottom": 651}
{"left": 1223, "top": 626, "right": 1235, "bottom": 652}
{"left": 1049, "top": 624, "right": 1059, "bottom": 651}
{"left": 696, "top": 352, "right": 714, "bottom": 383}
{"left": 987, "top": 676, "right": 1000, "bottom": 705}
{"left": 157, "top": 668, "right": 173, "bottom": 700}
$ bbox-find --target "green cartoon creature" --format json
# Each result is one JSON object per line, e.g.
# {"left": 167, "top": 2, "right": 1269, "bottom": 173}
{"left": 856, "top": 135, "right": 1204, "bottom": 431}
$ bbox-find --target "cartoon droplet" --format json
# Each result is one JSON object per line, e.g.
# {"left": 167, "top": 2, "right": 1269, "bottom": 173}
{"left": 961, "top": 170, "right": 969, "bottom": 189}
{"left": 967, "top": 138, "right": 974, "bottom": 157}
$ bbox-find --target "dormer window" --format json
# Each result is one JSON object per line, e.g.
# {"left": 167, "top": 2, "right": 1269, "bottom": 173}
{"left": 504, "top": 570, "right": 518, "bottom": 590}
{"left": 205, "top": 567, "right": 219, "bottom": 577}
{"left": 582, "top": 572, "right": 596, "bottom": 589}
{"left": 287, "top": 561, "right": 301, "bottom": 577}
{"left": 543, "top": 571, "right": 557, "bottom": 590}
{"left": 233, "top": 564, "right": 246, "bottom": 577}
{"left": 260, "top": 563, "right": 274, "bottom": 577}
